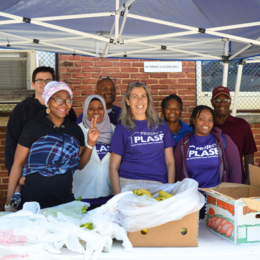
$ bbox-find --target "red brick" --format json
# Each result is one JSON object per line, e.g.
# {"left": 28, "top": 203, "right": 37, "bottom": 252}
{"left": 81, "top": 56, "right": 100, "bottom": 61}
{"left": 0, "top": 147, "right": 4, "bottom": 152}
{"left": 102, "top": 68, "right": 120, "bottom": 72}
{"left": 130, "top": 74, "right": 149, "bottom": 79}
{"left": 178, "top": 90, "right": 196, "bottom": 95}
{"left": 252, "top": 129, "right": 260, "bottom": 134}
{"left": 2, "top": 178, "right": 8, "bottom": 184}
{"left": 114, "top": 62, "right": 132, "bottom": 67}
{"left": 74, "top": 85, "right": 95, "bottom": 90}
{"left": 68, "top": 79, "right": 81, "bottom": 84}
{"left": 188, "top": 85, "right": 196, "bottom": 89}
{"left": 59, "top": 55, "right": 68, "bottom": 60}
{"left": 159, "top": 79, "right": 177, "bottom": 84}
{"left": 182, "top": 68, "right": 195, "bottom": 73}
{"left": 168, "top": 73, "right": 187, "bottom": 78}
{"left": 0, "top": 129, "right": 6, "bottom": 133}
{"left": 72, "top": 91, "right": 81, "bottom": 96}
{"left": 112, "top": 73, "right": 130, "bottom": 78}
{"left": 72, "top": 73, "right": 91, "bottom": 78}
{"left": 150, "top": 73, "right": 168, "bottom": 78}
{"left": 178, "top": 79, "right": 196, "bottom": 84}
{"left": 120, "top": 59, "right": 140, "bottom": 62}
{"left": 82, "top": 91, "right": 96, "bottom": 95}
{"left": 59, "top": 73, "right": 71, "bottom": 79}
{"left": 75, "top": 62, "right": 93, "bottom": 67}
{"left": 62, "top": 61, "right": 74, "bottom": 67}
{"left": 0, "top": 140, "right": 5, "bottom": 145}
{"left": 183, "top": 101, "right": 196, "bottom": 106}
{"left": 73, "top": 102, "right": 83, "bottom": 108}
{"left": 59, "top": 67, "right": 67, "bottom": 73}
{"left": 121, "top": 68, "right": 139, "bottom": 72}
{"left": 67, "top": 67, "right": 81, "bottom": 72}
{"left": 252, "top": 124, "right": 260, "bottom": 128}
{"left": 159, "top": 90, "right": 177, "bottom": 95}
{"left": 170, "top": 85, "right": 188, "bottom": 90}
{"left": 82, "top": 79, "right": 99, "bottom": 84}
{"left": 94, "top": 62, "right": 113, "bottom": 67}
{"left": 74, "top": 97, "right": 89, "bottom": 102}
{"left": 82, "top": 68, "right": 101, "bottom": 72}
{"left": 0, "top": 185, "right": 7, "bottom": 190}
{"left": 67, "top": 55, "right": 81, "bottom": 60}
{"left": 187, "top": 62, "right": 196, "bottom": 68}
{"left": 151, "top": 84, "right": 169, "bottom": 89}
{"left": 132, "top": 63, "right": 143, "bottom": 67}
{"left": 0, "top": 134, "right": 6, "bottom": 139}
{"left": 187, "top": 73, "right": 196, "bottom": 78}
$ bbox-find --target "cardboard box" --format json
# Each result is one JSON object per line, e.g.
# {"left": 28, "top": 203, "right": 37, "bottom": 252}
{"left": 128, "top": 211, "right": 199, "bottom": 247}
{"left": 201, "top": 164, "right": 260, "bottom": 244}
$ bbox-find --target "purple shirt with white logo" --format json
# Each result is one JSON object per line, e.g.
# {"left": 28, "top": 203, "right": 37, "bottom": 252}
{"left": 95, "top": 143, "right": 110, "bottom": 161}
{"left": 109, "top": 120, "right": 175, "bottom": 183}
{"left": 186, "top": 133, "right": 220, "bottom": 188}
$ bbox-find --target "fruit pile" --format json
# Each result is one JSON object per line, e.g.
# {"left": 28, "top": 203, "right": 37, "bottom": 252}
{"left": 207, "top": 216, "right": 233, "bottom": 237}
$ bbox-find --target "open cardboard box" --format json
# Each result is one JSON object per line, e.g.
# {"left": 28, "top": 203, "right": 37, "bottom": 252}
{"left": 128, "top": 211, "right": 199, "bottom": 247}
{"left": 201, "top": 164, "right": 260, "bottom": 244}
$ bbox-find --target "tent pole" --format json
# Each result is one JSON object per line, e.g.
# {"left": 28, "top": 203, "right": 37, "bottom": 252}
{"left": 115, "top": 0, "right": 119, "bottom": 42}
{"left": 222, "top": 41, "right": 229, "bottom": 87}
{"left": 208, "top": 21, "right": 260, "bottom": 32}
{"left": 101, "top": 21, "right": 115, "bottom": 58}
{"left": 232, "top": 61, "right": 244, "bottom": 116}
{"left": 118, "top": 6, "right": 130, "bottom": 42}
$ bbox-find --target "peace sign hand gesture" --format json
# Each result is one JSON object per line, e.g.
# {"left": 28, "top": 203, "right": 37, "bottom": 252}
{"left": 87, "top": 117, "right": 99, "bottom": 147}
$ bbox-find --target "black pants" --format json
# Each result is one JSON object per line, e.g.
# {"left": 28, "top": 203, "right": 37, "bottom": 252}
{"left": 19, "top": 171, "right": 75, "bottom": 209}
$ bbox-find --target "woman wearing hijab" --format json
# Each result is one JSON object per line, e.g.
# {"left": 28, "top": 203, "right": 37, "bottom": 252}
{"left": 72, "top": 94, "right": 115, "bottom": 210}
{"left": 5, "top": 81, "right": 96, "bottom": 210}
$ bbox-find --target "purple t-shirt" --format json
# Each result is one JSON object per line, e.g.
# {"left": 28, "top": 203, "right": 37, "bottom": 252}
{"left": 95, "top": 143, "right": 110, "bottom": 161}
{"left": 109, "top": 120, "right": 175, "bottom": 183}
{"left": 186, "top": 133, "right": 220, "bottom": 188}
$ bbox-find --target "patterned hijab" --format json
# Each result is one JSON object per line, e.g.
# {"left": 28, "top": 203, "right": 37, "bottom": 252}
{"left": 82, "top": 94, "right": 113, "bottom": 144}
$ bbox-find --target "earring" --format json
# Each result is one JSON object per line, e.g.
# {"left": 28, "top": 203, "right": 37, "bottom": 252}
{"left": 46, "top": 106, "right": 50, "bottom": 114}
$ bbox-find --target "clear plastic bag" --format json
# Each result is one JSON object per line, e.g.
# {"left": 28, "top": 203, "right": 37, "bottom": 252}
{"left": 119, "top": 178, "right": 204, "bottom": 232}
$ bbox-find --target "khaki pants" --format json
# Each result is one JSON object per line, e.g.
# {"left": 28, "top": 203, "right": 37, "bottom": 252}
{"left": 119, "top": 177, "right": 163, "bottom": 190}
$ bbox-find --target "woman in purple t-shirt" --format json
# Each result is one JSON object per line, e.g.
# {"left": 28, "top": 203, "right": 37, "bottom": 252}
{"left": 109, "top": 82, "right": 176, "bottom": 195}
{"left": 174, "top": 105, "right": 241, "bottom": 218}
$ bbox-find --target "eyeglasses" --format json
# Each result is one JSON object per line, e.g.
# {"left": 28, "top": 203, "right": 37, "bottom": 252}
{"left": 35, "top": 79, "right": 52, "bottom": 84}
{"left": 49, "top": 98, "right": 73, "bottom": 106}
{"left": 98, "top": 76, "right": 116, "bottom": 85}
{"left": 128, "top": 82, "right": 146, "bottom": 88}
{"left": 213, "top": 99, "right": 231, "bottom": 104}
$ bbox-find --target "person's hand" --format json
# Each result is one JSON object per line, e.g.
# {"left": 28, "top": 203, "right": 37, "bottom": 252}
{"left": 87, "top": 117, "right": 99, "bottom": 147}
{"left": 19, "top": 176, "right": 26, "bottom": 185}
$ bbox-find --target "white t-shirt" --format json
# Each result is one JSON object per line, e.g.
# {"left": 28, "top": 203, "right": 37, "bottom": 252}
{"left": 72, "top": 123, "right": 115, "bottom": 199}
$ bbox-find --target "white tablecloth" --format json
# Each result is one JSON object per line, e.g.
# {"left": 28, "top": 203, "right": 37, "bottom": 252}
{"left": 54, "top": 221, "right": 260, "bottom": 260}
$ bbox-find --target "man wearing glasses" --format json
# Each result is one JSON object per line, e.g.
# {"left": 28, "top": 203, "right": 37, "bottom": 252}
{"left": 211, "top": 86, "right": 256, "bottom": 184}
{"left": 5, "top": 66, "right": 77, "bottom": 176}
{"left": 77, "top": 76, "right": 121, "bottom": 126}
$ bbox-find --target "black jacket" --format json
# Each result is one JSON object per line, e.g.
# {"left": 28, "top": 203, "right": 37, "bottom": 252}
{"left": 5, "top": 95, "right": 77, "bottom": 173}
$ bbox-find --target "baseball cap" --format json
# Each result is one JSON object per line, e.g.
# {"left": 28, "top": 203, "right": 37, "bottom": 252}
{"left": 212, "top": 86, "right": 231, "bottom": 99}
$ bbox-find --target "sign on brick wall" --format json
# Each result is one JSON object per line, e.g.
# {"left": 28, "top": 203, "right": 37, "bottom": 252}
{"left": 144, "top": 62, "right": 182, "bottom": 72}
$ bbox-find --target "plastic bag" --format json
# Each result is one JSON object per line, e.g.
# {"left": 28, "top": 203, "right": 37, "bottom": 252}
{"left": 41, "top": 201, "right": 90, "bottom": 221}
{"left": 119, "top": 178, "right": 204, "bottom": 232}
{"left": 78, "top": 192, "right": 133, "bottom": 252}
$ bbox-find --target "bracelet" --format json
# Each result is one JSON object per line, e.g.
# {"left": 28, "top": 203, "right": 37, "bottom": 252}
{"left": 86, "top": 143, "right": 94, "bottom": 150}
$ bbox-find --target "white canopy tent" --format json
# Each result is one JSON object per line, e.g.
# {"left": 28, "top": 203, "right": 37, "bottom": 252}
{"left": 0, "top": 0, "right": 260, "bottom": 113}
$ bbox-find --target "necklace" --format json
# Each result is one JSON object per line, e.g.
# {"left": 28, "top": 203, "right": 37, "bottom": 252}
{"left": 172, "top": 123, "right": 181, "bottom": 135}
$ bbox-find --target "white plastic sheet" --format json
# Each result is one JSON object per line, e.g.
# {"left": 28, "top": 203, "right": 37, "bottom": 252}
{"left": 120, "top": 178, "right": 205, "bottom": 232}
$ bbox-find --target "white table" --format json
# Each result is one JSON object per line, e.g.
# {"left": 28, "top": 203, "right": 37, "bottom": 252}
{"left": 56, "top": 221, "right": 260, "bottom": 260}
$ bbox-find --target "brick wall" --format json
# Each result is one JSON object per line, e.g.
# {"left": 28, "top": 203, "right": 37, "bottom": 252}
{"left": 0, "top": 56, "right": 260, "bottom": 209}
{"left": 58, "top": 55, "right": 196, "bottom": 123}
